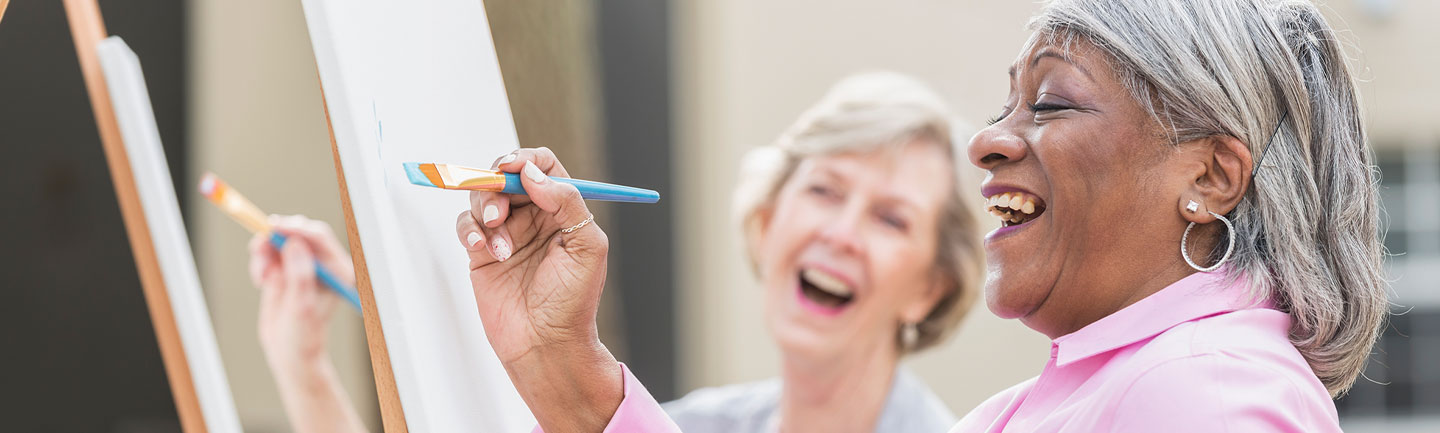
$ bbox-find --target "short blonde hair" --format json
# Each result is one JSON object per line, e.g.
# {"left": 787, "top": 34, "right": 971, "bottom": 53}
{"left": 732, "top": 71, "right": 982, "bottom": 354}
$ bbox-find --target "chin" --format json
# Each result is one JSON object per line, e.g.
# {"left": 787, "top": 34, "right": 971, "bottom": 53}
{"left": 771, "top": 327, "right": 837, "bottom": 362}
{"left": 983, "top": 270, "right": 1048, "bottom": 320}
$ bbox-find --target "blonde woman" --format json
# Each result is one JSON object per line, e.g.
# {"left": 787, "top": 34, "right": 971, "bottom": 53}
{"left": 252, "top": 72, "right": 981, "bottom": 433}
{"left": 657, "top": 72, "right": 980, "bottom": 432}
{"left": 457, "top": 0, "right": 1387, "bottom": 432}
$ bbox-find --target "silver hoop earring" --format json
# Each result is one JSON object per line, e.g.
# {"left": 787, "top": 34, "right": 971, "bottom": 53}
{"left": 901, "top": 322, "right": 919, "bottom": 349}
{"left": 1181, "top": 211, "right": 1235, "bottom": 272}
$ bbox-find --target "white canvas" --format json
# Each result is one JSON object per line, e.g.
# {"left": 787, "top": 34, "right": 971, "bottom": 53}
{"left": 97, "top": 36, "right": 243, "bottom": 433}
{"left": 298, "top": 1, "right": 536, "bottom": 431}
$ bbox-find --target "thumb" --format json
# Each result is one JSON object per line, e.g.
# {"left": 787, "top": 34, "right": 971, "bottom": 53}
{"left": 519, "top": 160, "right": 594, "bottom": 235}
{"left": 280, "top": 239, "right": 317, "bottom": 294}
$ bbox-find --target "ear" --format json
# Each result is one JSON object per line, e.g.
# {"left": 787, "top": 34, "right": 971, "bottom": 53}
{"left": 745, "top": 204, "right": 776, "bottom": 271}
{"left": 1176, "top": 135, "right": 1253, "bottom": 224}
{"left": 900, "top": 271, "right": 951, "bottom": 325}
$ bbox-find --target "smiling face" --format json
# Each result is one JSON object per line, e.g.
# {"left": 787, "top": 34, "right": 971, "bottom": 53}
{"left": 755, "top": 140, "right": 952, "bottom": 363}
{"left": 968, "top": 34, "right": 1203, "bottom": 338}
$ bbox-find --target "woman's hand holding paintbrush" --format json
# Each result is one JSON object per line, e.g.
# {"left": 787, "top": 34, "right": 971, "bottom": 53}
{"left": 248, "top": 216, "right": 356, "bottom": 363}
{"left": 246, "top": 215, "right": 370, "bottom": 433}
{"left": 454, "top": 148, "right": 624, "bottom": 432}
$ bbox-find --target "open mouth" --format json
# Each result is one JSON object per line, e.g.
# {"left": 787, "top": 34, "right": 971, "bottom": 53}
{"left": 986, "top": 191, "right": 1047, "bottom": 228}
{"left": 798, "top": 267, "right": 855, "bottom": 309}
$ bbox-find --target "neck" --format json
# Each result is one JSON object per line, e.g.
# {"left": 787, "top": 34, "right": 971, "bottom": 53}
{"left": 1025, "top": 257, "right": 1197, "bottom": 339}
{"left": 776, "top": 341, "right": 898, "bottom": 433}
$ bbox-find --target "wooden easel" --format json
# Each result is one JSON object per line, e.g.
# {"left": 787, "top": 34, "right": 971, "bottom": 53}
{"left": 61, "top": 0, "right": 206, "bottom": 431}
{"left": 318, "top": 90, "right": 410, "bottom": 432}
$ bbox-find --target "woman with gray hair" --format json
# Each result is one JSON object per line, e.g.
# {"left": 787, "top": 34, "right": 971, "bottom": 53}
{"left": 455, "top": 0, "right": 1387, "bottom": 431}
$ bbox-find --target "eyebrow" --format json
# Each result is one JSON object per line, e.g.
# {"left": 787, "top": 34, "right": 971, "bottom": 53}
{"left": 1008, "top": 48, "right": 1094, "bottom": 80}
{"left": 811, "top": 165, "right": 922, "bottom": 211}
{"left": 875, "top": 193, "right": 922, "bottom": 215}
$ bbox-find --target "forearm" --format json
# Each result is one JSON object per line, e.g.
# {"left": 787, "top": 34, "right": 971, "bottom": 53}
{"left": 505, "top": 341, "right": 624, "bottom": 433}
{"left": 271, "top": 356, "right": 370, "bottom": 433}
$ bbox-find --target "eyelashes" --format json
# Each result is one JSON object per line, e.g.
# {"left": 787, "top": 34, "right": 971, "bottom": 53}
{"left": 1029, "top": 102, "right": 1068, "bottom": 112}
{"left": 985, "top": 102, "right": 1070, "bottom": 126}
{"left": 986, "top": 106, "right": 1014, "bottom": 126}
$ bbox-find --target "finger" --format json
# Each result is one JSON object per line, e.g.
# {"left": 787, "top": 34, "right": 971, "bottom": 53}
{"left": 248, "top": 233, "right": 276, "bottom": 288}
{"left": 498, "top": 147, "right": 571, "bottom": 179}
{"left": 271, "top": 216, "right": 346, "bottom": 260}
{"left": 470, "top": 190, "right": 515, "bottom": 229}
{"left": 482, "top": 219, "right": 515, "bottom": 263}
{"left": 456, "top": 210, "right": 500, "bottom": 266}
{"left": 259, "top": 269, "right": 284, "bottom": 320}
{"left": 519, "top": 160, "right": 594, "bottom": 234}
{"left": 270, "top": 216, "right": 355, "bottom": 280}
{"left": 280, "top": 238, "right": 317, "bottom": 297}
{"left": 491, "top": 149, "right": 518, "bottom": 170}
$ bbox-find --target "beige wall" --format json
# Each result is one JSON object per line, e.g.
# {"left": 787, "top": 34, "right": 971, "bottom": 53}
{"left": 672, "top": 1, "right": 1054, "bottom": 413}
{"left": 1326, "top": 0, "right": 1440, "bottom": 147}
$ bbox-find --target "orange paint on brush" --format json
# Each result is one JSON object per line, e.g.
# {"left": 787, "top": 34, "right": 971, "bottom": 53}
{"left": 417, "top": 162, "right": 446, "bottom": 189}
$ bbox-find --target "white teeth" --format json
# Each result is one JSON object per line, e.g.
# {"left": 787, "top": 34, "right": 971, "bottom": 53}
{"left": 802, "top": 268, "right": 854, "bottom": 298}
{"left": 986, "top": 192, "right": 1044, "bottom": 224}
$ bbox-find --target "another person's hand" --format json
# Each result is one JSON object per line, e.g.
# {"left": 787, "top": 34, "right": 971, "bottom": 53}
{"left": 456, "top": 148, "right": 622, "bottom": 432}
{"left": 249, "top": 215, "right": 356, "bottom": 370}
{"left": 247, "top": 215, "right": 368, "bottom": 433}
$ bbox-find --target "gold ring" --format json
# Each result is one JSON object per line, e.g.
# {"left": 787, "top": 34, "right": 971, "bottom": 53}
{"left": 561, "top": 213, "right": 595, "bottom": 234}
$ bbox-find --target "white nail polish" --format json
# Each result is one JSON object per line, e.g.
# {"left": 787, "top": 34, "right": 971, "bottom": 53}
{"left": 523, "top": 161, "right": 546, "bottom": 183}
{"left": 467, "top": 232, "right": 482, "bottom": 247}
{"left": 492, "top": 237, "right": 512, "bottom": 262}
{"left": 483, "top": 204, "right": 499, "bottom": 224}
{"left": 500, "top": 153, "right": 517, "bottom": 165}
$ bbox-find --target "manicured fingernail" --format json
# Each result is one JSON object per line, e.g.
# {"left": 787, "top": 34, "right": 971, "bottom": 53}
{"left": 492, "top": 237, "right": 512, "bottom": 262}
{"left": 500, "top": 153, "right": 517, "bottom": 165}
{"left": 523, "top": 161, "right": 546, "bottom": 183}
{"left": 467, "top": 232, "right": 482, "bottom": 247}
{"left": 483, "top": 204, "right": 499, "bottom": 224}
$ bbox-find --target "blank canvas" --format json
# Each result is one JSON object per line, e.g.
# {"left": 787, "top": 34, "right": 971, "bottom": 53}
{"left": 299, "top": 1, "right": 535, "bottom": 431}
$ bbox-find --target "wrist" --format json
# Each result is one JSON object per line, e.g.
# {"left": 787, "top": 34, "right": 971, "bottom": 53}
{"left": 267, "top": 351, "right": 335, "bottom": 384}
{"left": 505, "top": 340, "right": 622, "bottom": 432}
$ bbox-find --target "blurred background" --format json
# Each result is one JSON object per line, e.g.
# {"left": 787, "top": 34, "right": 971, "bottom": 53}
{"left": 2, "top": 0, "right": 1435, "bottom": 431}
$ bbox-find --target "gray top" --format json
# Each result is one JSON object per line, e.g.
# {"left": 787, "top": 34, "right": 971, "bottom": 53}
{"left": 661, "top": 368, "right": 957, "bottom": 433}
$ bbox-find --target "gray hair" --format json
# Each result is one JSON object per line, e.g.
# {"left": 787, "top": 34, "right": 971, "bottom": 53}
{"left": 732, "top": 71, "right": 983, "bottom": 354}
{"left": 1031, "top": 0, "right": 1387, "bottom": 396}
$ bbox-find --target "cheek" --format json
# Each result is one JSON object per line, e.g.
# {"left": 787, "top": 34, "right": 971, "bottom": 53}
{"left": 866, "top": 238, "right": 936, "bottom": 309}
{"left": 756, "top": 206, "right": 816, "bottom": 277}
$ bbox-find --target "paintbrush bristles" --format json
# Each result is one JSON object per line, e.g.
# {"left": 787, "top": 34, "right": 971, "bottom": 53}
{"left": 199, "top": 173, "right": 270, "bottom": 234}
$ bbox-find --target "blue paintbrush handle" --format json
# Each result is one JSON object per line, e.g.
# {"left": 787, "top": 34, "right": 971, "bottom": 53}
{"left": 499, "top": 173, "right": 660, "bottom": 203}
{"left": 269, "top": 232, "right": 363, "bottom": 311}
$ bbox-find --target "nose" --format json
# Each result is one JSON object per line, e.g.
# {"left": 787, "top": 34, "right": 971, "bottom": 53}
{"left": 818, "top": 201, "right": 865, "bottom": 256}
{"left": 967, "top": 123, "right": 1028, "bottom": 170}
